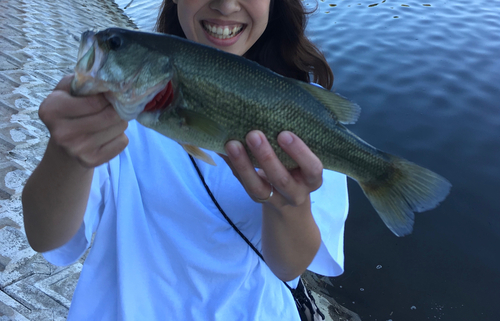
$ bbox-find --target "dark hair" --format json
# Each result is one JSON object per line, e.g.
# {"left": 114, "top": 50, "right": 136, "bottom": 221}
{"left": 155, "top": 0, "right": 333, "bottom": 89}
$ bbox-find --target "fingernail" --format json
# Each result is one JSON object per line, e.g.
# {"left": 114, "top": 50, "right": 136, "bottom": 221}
{"left": 247, "top": 132, "right": 262, "bottom": 148}
{"left": 279, "top": 132, "right": 293, "bottom": 145}
{"left": 225, "top": 141, "right": 241, "bottom": 158}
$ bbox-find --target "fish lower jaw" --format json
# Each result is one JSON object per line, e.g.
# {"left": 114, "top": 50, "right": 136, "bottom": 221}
{"left": 136, "top": 111, "right": 160, "bottom": 127}
{"left": 202, "top": 21, "right": 244, "bottom": 39}
{"left": 104, "top": 94, "right": 142, "bottom": 121}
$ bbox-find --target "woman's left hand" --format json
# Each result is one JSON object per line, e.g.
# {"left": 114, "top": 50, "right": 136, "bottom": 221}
{"left": 221, "top": 130, "right": 323, "bottom": 210}
{"left": 220, "top": 130, "right": 324, "bottom": 281}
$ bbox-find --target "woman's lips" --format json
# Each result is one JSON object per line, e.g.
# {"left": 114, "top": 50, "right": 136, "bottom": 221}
{"left": 201, "top": 20, "right": 246, "bottom": 46}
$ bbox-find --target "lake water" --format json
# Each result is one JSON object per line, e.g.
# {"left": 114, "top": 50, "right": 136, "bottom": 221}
{"left": 114, "top": 0, "right": 500, "bottom": 320}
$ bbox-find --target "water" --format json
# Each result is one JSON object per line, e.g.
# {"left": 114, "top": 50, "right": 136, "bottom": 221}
{"left": 115, "top": 0, "right": 160, "bottom": 31}
{"left": 115, "top": 1, "right": 500, "bottom": 320}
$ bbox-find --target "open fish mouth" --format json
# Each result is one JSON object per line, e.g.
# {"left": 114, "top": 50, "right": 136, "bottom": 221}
{"left": 70, "top": 30, "right": 173, "bottom": 121}
{"left": 71, "top": 31, "right": 109, "bottom": 97}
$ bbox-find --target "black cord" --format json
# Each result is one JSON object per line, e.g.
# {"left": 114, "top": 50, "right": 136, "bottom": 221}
{"left": 189, "top": 154, "right": 327, "bottom": 320}
{"left": 188, "top": 154, "right": 294, "bottom": 292}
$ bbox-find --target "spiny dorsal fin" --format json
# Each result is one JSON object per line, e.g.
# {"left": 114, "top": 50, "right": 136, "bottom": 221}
{"left": 292, "top": 80, "right": 361, "bottom": 124}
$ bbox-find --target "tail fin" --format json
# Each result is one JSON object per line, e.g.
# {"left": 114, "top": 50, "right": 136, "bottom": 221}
{"left": 359, "top": 154, "right": 451, "bottom": 236}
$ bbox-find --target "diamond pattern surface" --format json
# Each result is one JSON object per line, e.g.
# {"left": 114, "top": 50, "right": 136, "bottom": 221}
{"left": 0, "top": 0, "right": 135, "bottom": 318}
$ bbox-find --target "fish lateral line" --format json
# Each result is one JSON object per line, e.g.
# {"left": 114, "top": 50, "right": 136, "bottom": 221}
{"left": 143, "top": 81, "right": 173, "bottom": 112}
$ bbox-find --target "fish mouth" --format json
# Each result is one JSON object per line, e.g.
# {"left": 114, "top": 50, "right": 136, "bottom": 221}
{"left": 71, "top": 31, "right": 109, "bottom": 96}
{"left": 71, "top": 30, "right": 172, "bottom": 121}
{"left": 105, "top": 78, "right": 170, "bottom": 121}
{"left": 71, "top": 28, "right": 176, "bottom": 121}
{"left": 201, "top": 21, "right": 245, "bottom": 40}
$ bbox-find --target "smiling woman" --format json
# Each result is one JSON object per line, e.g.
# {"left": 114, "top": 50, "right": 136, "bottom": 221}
{"left": 156, "top": 0, "right": 334, "bottom": 87}
{"left": 202, "top": 22, "right": 245, "bottom": 39}
{"left": 21, "top": 0, "right": 350, "bottom": 320}
{"left": 173, "top": 0, "right": 270, "bottom": 54}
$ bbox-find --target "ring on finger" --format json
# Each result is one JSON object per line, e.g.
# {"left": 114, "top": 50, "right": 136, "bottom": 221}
{"left": 256, "top": 185, "right": 274, "bottom": 203}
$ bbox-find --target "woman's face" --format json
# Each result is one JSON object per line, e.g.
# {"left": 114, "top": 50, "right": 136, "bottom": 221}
{"left": 174, "top": 0, "right": 271, "bottom": 56}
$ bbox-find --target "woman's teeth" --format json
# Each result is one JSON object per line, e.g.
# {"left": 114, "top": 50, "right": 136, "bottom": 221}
{"left": 203, "top": 22, "right": 243, "bottom": 39}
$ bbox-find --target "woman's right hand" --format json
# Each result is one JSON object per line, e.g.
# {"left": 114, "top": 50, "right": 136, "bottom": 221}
{"left": 22, "top": 75, "right": 129, "bottom": 252}
{"left": 39, "top": 74, "right": 129, "bottom": 168}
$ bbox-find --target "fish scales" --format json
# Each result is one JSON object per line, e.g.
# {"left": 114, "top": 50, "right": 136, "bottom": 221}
{"left": 70, "top": 28, "right": 451, "bottom": 237}
{"left": 171, "top": 41, "right": 339, "bottom": 169}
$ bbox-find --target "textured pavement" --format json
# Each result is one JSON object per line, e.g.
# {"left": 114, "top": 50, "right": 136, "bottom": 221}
{"left": 0, "top": 0, "right": 135, "bottom": 319}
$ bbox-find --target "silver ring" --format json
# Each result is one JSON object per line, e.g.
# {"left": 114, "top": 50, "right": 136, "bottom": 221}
{"left": 256, "top": 185, "right": 274, "bottom": 203}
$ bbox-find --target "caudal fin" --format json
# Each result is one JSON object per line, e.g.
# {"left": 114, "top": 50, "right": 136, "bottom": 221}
{"left": 359, "top": 155, "right": 451, "bottom": 236}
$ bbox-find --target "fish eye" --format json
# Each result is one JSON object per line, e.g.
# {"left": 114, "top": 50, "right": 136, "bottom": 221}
{"left": 108, "top": 36, "right": 122, "bottom": 50}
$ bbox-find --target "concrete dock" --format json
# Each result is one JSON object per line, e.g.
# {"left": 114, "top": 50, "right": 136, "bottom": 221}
{"left": 0, "top": 0, "right": 134, "bottom": 319}
{"left": 0, "top": 0, "right": 360, "bottom": 320}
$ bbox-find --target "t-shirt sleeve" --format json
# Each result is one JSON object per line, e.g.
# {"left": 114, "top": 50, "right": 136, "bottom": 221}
{"left": 307, "top": 170, "right": 349, "bottom": 277}
{"left": 42, "top": 164, "right": 110, "bottom": 266}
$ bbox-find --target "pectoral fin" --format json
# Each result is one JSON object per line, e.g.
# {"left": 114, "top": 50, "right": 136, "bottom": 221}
{"left": 291, "top": 79, "right": 361, "bottom": 124}
{"left": 181, "top": 144, "right": 217, "bottom": 166}
{"left": 177, "top": 108, "right": 227, "bottom": 140}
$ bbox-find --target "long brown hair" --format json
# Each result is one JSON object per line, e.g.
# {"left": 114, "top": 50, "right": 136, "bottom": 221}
{"left": 155, "top": 0, "right": 333, "bottom": 89}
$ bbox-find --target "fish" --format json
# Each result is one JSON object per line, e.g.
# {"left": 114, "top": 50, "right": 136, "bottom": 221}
{"left": 70, "top": 27, "right": 451, "bottom": 237}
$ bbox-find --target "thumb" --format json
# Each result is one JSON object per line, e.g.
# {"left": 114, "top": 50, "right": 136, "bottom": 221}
{"left": 53, "top": 74, "right": 75, "bottom": 93}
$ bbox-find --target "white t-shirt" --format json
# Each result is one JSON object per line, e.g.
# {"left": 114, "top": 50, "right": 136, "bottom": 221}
{"left": 43, "top": 120, "right": 349, "bottom": 321}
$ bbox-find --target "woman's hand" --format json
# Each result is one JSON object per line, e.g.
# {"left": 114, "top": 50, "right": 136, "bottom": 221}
{"left": 221, "top": 130, "right": 323, "bottom": 281}
{"left": 23, "top": 75, "right": 129, "bottom": 252}
{"left": 39, "top": 74, "right": 129, "bottom": 168}
{"left": 222, "top": 130, "right": 323, "bottom": 209}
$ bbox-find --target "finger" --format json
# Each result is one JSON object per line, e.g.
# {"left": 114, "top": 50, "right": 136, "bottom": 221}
{"left": 225, "top": 140, "right": 272, "bottom": 201}
{"left": 86, "top": 117, "right": 129, "bottom": 149}
{"left": 246, "top": 131, "right": 298, "bottom": 198}
{"left": 72, "top": 94, "right": 113, "bottom": 118}
{"left": 97, "top": 133, "right": 129, "bottom": 161}
{"left": 40, "top": 91, "right": 111, "bottom": 123}
{"left": 66, "top": 104, "right": 124, "bottom": 135}
{"left": 47, "top": 75, "right": 111, "bottom": 118}
{"left": 277, "top": 131, "right": 323, "bottom": 188}
{"left": 54, "top": 74, "right": 74, "bottom": 92}
{"left": 64, "top": 92, "right": 112, "bottom": 118}
{"left": 49, "top": 104, "right": 126, "bottom": 149}
{"left": 69, "top": 118, "right": 129, "bottom": 157}
{"left": 79, "top": 133, "right": 129, "bottom": 168}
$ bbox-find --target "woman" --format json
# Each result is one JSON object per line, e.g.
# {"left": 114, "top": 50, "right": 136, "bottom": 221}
{"left": 22, "top": 0, "right": 349, "bottom": 319}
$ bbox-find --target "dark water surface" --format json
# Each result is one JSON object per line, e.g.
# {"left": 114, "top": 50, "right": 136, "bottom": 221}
{"left": 118, "top": 1, "right": 500, "bottom": 320}
{"left": 306, "top": 1, "right": 500, "bottom": 320}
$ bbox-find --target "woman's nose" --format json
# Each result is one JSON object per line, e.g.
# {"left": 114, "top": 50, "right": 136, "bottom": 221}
{"left": 209, "top": 0, "right": 241, "bottom": 15}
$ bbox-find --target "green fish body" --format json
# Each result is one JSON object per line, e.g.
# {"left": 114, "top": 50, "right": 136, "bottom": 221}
{"left": 71, "top": 28, "right": 451, "bottom": 236}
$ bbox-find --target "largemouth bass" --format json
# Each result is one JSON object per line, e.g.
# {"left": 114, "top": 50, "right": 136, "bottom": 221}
{"left": 70, "top": 28, "right": 451, "bottom": 236}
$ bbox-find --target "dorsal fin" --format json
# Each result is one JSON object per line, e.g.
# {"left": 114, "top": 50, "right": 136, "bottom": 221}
{"left": 291, "top": 80, "right": 361, "bottom": 124}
